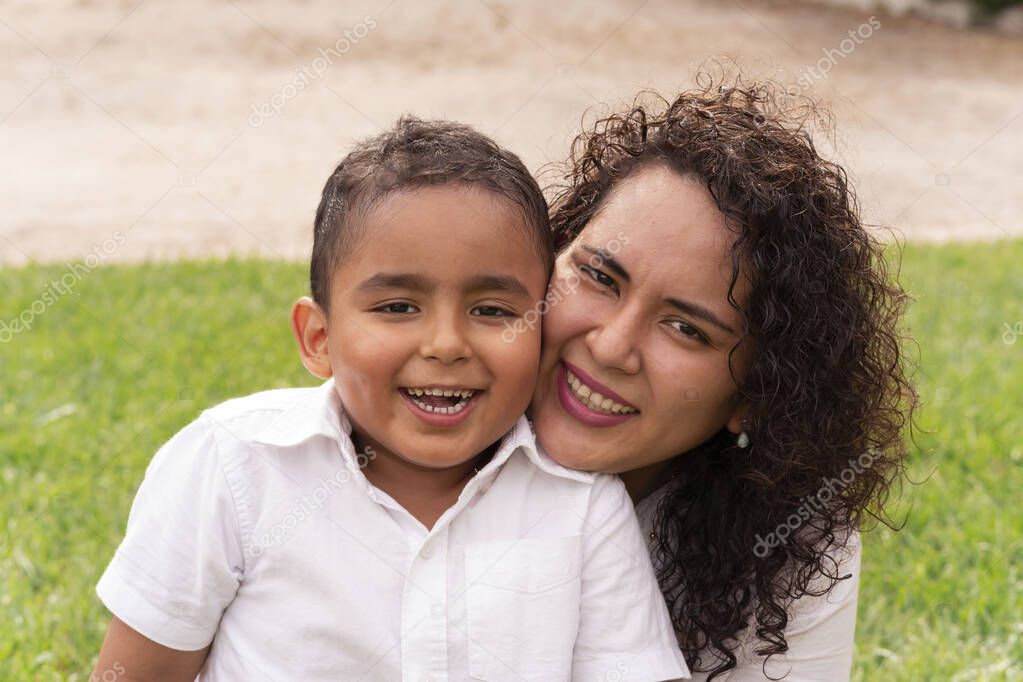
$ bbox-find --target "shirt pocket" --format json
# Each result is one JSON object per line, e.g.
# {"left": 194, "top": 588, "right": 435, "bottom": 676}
{"left": 464, "top": 536, "right": 582, "bottom": 681}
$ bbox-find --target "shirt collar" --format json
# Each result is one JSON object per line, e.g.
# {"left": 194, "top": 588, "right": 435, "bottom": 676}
{"left": 250, "top": 377, "right": 352, "bottom": 448}
{"left": 251, "top": 377, "right": 593, "bottom": 485}
{"left": 474, "top": 414, "right": 595, "bottom": 485}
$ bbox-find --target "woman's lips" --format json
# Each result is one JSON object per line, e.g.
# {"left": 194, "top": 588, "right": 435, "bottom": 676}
{"left": 555, "top": 362, "right": 638, "bottom": 428}
{"left": 561, "top": 360, "right": 637, "bottom": 409}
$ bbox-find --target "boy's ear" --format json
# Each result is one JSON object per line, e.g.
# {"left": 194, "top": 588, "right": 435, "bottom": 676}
{"left": 290, "top": 296, "right": 333, "bottom": 379}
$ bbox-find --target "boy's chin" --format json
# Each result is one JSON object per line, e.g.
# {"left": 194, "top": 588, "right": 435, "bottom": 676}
{"left": 383, "top": 437, "right": 478, "bottom": 468}
{"left": 399, "top": 451, "right": 483, "bottom": 471}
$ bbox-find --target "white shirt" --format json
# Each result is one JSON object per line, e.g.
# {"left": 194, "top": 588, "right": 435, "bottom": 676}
{"left": 635, "top": 487, "right": 860, "bottom": 682}
{"left": 97, "top": 378, "right": 690, "bottom": 681}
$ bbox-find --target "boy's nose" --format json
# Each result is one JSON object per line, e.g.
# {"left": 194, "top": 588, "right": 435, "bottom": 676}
{"left": 420, "top": 320, "right": 472, "bottom": 364}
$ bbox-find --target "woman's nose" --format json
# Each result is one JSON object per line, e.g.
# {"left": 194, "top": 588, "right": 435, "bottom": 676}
{"left": 585, "top": 308, "right": 642, "bottom": 375}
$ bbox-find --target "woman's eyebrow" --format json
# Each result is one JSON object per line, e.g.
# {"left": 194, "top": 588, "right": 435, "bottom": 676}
{"left": 355, "top": 272, "right": 531, "bottom": 297}
{"left": 579, "top": 244, "right": 736, "bottom": 335}
{"left": 581, "top": 245, "right": 630, "bottom": 282}
{"left": 665, "top": 297, "right": 737, "bottom": 335}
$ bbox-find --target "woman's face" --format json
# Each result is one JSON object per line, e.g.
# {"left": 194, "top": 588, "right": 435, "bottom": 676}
{"left": 531, "top": 164, "right": 751, "bottom": 475}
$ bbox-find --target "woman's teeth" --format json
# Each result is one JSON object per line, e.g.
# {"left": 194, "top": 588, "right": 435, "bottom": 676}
{"left": 565, "top": 368, "right": 637, "bottom": 415}
{"left": 402, "top": 387, "right": 477, "bottom": 414}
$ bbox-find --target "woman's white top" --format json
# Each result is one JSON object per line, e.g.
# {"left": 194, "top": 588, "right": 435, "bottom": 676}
{"left": 96, "top": 378, "right": 689, "bottom": 681}
{"left": 635, "top": 485, "right": 861, "bottom": 682}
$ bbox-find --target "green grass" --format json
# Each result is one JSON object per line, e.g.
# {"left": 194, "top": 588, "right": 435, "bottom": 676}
{"left": 1, "top": 244, "right": 1021, "bottom": 680}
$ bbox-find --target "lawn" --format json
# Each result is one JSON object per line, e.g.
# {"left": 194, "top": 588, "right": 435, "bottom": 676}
{"left": 1, "top": 242, "right": 1021, "bottom": 680}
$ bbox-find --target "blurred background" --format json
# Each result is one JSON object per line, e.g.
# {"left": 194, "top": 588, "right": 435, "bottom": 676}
{"left": 1, "top": 0, "right": 1021, "bottom": 266}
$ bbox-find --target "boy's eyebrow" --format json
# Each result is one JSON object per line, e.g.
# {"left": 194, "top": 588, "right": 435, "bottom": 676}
{"left": 355, "top": 272, "right": 532, "bottom": 297}
{"left": 356, "top": 272, "right": 432, "bottom": 293}
{"left": 464, "top": 274, "right": 532, "bottom": 297}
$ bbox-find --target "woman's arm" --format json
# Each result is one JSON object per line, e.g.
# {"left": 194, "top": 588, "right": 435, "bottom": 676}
{"left": 91, "top": 616, "right": 210, "bottom": 682}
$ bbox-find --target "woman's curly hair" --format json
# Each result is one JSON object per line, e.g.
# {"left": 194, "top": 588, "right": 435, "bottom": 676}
{"left": 547, "top": 74, "right": 917, "bottom": 679}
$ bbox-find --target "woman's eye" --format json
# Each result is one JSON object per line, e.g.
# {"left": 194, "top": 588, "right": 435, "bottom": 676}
{"left": 374, "top": 302, "right": 418, "bottom": 314}
{"left": 579, "top": 264, "right": 617, "bottom": 291}
{"left": 668, "top": 319, "right": 708, "bottom": 344}
{"left": 472, "top": 305, "right": 514, "bottom": 317}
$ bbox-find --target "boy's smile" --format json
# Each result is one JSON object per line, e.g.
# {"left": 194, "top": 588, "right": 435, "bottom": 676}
{"left": 397, "top": 386, "right": 484, "bottom": 426}
{"left": 293, "top": 183, "right": 549, "bottom": 478}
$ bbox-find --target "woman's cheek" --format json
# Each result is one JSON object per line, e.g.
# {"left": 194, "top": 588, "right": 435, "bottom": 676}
{"left": 545, "top": 283, "right": 603, "bottom": 343}
{"left": 662, "top": 364, "right": 736, "bottom": 430}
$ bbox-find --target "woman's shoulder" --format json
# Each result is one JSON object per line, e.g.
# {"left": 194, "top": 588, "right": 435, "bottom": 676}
{"left": 637, "top": 480, "right": 862, "bottom": 680}
{"left": 786, "top": 527, "right": 861, "bottom": 631}
{"left": 704, "top": 529, "right": 862, "bottom": 680}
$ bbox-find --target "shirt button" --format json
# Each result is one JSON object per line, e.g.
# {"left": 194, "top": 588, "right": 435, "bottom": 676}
{"left": 420, "top": 543, "right": 434, "bottom": 559}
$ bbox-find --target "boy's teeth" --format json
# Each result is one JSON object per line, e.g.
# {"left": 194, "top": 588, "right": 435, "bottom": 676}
{"left": 565, "top": 369, "right": 636, "bottom": 415}
{"left": 403, "top": 387, "right": 477, "bottom": 414}
{"left": 405, "top": 387, "right": 475, "bottom": 398}
{"left": 410, "top": 398, "right": 470, "bottom": 414}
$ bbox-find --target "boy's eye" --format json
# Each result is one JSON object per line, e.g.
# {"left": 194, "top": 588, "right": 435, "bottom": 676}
{"left": 579, "top": 264, "right": 618, "bottom": 292}
{"left": 374, "top": 302, "right": 418, "bottom": 314}
{"left": 472, "top": 305, "right": 514, "bottom": 317}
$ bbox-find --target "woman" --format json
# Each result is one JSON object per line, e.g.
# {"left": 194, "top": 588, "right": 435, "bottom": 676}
{"left": 530, "top": 77, "right": 915, "bottom": 680}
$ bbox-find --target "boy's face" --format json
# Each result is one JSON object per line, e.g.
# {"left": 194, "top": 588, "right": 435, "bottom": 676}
{"left": 318, "top": 184, "right": 548, "bottom": 470}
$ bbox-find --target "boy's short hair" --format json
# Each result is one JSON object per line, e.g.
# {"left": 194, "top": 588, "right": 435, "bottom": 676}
{"left": 311, "top": 116, "right": 554, "bottom": 310}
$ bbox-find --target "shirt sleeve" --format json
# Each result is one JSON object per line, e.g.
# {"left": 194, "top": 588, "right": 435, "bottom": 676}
{"left": 572, "top": 474, "right": 691, "bottom": 682}
{"left": 95, "top": 412, "right": 246, "bottom": 651}
{"left": 726, "top": 531, "right": 861, "bottom": 682}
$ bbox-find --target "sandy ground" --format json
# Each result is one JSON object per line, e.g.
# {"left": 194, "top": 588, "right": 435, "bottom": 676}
{"left": 1, "top": 0, "right": 1021, "bottom": 266}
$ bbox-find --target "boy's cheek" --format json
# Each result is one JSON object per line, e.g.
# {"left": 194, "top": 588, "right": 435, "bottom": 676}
{"left": 332, "top": 319, "right": 402, "bottom": 361}
{"left": 490, "top": 337, "right": 542, "bottom": 405}
{"left": 494, "top": 324, "right": 542, "bottom": 359}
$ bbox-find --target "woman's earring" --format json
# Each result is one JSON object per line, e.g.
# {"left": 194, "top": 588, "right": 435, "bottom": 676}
{"left": 737, "top": 431, "right": 750, "bottom": 448}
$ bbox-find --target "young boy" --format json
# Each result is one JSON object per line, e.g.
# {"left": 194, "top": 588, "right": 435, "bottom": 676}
{"left": 92, "top": 118, "right": 689, "bottom": 681}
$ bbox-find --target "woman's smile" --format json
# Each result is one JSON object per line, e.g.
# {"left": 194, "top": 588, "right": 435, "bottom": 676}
{"left": 555, "top": 361, "right": 639, "bottom": 428}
